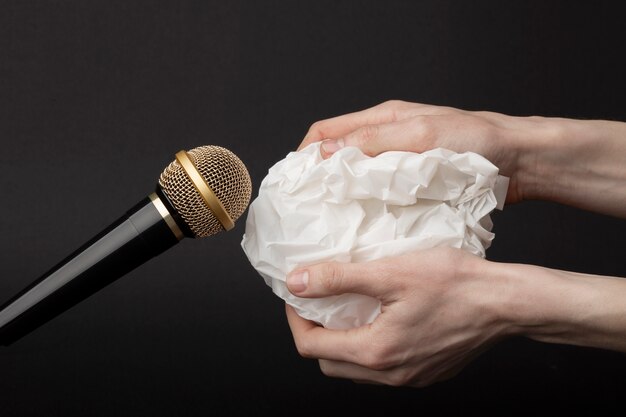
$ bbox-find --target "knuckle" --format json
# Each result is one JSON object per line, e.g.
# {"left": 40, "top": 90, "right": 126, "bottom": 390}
{"left": 362, "top": 124, "right": 380, "bottom": 142}
{"left": 380, "top": 99, "right": 405, "bottom": 109}
{"left": 308, "top": 120, "right": 327, "bottom": 137}
{"left": 360, "top": 351, "right": 381, "bottom": 370}
{"left": 360, "top": 345, "right": 395, "bottom": 371}
{"left": 294, "top": 339, "right": 314, "bottom": 359}
{"left": 355, "top": 124, "right": 379, "bottom": 146}
{"left": 318, "top": 360, "right": 336, "bottom": 377}
{"left": 411, "top": 116, "right": 437, "bottom": 146}
{"left": 378, "top": 100, "right": 407, "bottom": 123}
{"left": 373, "top": 259, "right": 405, "bottom": 292}
{"left": 386, "top": 369, "right": 414, "bottom": 387}
{"left": 469, "top": 117, "right": 493, "bottom": 135}
{"left": 317, "top": 262, "right": 344, "bottom": 293}
{"left": 309, "top": 120, "right": 323, "bottom": 130}
{"left": 413, "top": 114, "right": 434, "bottom": 134}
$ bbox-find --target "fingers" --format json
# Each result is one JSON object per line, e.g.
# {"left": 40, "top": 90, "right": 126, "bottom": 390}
{"left": 287, "top": 305, "right": 468, "bottom": 388}
{"left": 298, "top": 112, "right": 376, "bottom": 151}
{"left": 297, "top": 100, "right": 419, "bottom": 151}
{"left": 319, "top": 116, "right": 437, "bottom": 158}
{"left": 285, "top": 305, "right": 368, "bottom": 363}
{"left": 286, "top": 260, "right": 396, "bottom": 300}
{"left": 318, "top": 359, "right": 417, "bottom": 386}
{"left": 318, "top": 358, "right": 463, "bottom": 388}
{"left": 319, "top": 359, "right": 386, "bottom": 385}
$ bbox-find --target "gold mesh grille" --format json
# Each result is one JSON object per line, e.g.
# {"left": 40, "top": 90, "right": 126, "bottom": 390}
{"left": 158, "top": 146, "right": 252, "bottom": 238}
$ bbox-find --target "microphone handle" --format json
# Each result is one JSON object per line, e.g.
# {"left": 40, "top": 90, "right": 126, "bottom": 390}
{"left": 0, "top": 191, "right": 184, "bottom": 346}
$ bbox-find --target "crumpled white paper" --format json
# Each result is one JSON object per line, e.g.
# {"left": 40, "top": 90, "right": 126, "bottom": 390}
{"left": 241, "top": 142, "right": 509, "bottom": 329}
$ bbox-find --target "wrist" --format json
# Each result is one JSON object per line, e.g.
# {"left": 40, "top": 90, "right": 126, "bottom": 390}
{"left": 463, "top": 258, "right": 579, "bottom": 340}
{"left": 483, "top": 261, "right": 626, "bottom": 351}
{"left": 486, "top": 262, "right": 561, "bottom": 338}
{"left": 511, "top": 116, "right": 573, "bottom": 202}
{"left": 473, "top": 261, "right": 566, "bottom": 342}
{"left": 454, "top": 255, "right": 524, "bottom": 340}
{"left": 514, "top": 117, "right": 626, "bottom": 216}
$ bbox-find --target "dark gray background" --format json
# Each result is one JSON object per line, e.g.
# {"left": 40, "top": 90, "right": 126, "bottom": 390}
{"left": 1, "top": 1, "right": 625, "bottom": 416}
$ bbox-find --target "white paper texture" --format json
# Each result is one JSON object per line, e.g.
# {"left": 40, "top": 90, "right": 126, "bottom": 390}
{"left": 241, "top": 143, "right": 509, "bottom": 329}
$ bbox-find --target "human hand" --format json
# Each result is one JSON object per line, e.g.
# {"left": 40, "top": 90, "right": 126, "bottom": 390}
{"left": 298, "top": 100, "right": 560, "bottom": 204}
{"left": 284, "top": 102, "right": 626, "bottom": 388}
{"left": 285, "top": 247, "right": 511, "bottom": 387}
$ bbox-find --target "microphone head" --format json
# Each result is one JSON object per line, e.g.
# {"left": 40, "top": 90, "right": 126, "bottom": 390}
{"left": 158, "top": 145, "right": 252, "bottom": 238}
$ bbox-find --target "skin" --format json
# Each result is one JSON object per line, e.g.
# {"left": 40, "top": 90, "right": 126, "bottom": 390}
{"left": 284, "top": 100, "right": 626, "bottom": 387}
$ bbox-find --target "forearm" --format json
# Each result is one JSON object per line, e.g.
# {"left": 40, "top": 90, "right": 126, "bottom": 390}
{"left": 518, "top": 117, "right": 626, "bottom": 217}
{"left": 487, "top": 260, "right": 626, "bottom": 352}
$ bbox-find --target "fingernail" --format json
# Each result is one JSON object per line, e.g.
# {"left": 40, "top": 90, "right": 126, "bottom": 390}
{"left": 321, "top": 138, "right": 344, "bottom": 155}
{"left": 287, "top": 270, "right": 309, "bottom": 293}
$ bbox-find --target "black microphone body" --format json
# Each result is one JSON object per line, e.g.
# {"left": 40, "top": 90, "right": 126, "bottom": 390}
{"left": 0, "top": 190, "right": 185, "bottom": 346}
{"left": 0, "top": 145, "right": 252, "bottom": 346}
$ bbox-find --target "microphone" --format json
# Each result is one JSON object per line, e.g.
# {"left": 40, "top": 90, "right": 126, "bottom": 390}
{"left": 0, "top": 145, "right": 252, "bottom": 346}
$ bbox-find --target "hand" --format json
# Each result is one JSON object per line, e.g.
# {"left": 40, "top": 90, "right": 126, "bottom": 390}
{"left": 284, "top": 102, "right": 626, "bottom": 388}
{"left": 285, "top": 247, "right": 511, "bottom": 387}
{"left": 298, "top": 100, "right": 551, "bottom": 204}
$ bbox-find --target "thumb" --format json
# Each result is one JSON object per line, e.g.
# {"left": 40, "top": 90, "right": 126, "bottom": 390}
{"left": 286, "top": 261, "right": 393, "bottom": 300}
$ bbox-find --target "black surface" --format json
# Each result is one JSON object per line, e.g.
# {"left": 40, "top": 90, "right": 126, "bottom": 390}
{"left": 0, "top": 1, "right": 625, "bottom": 416}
